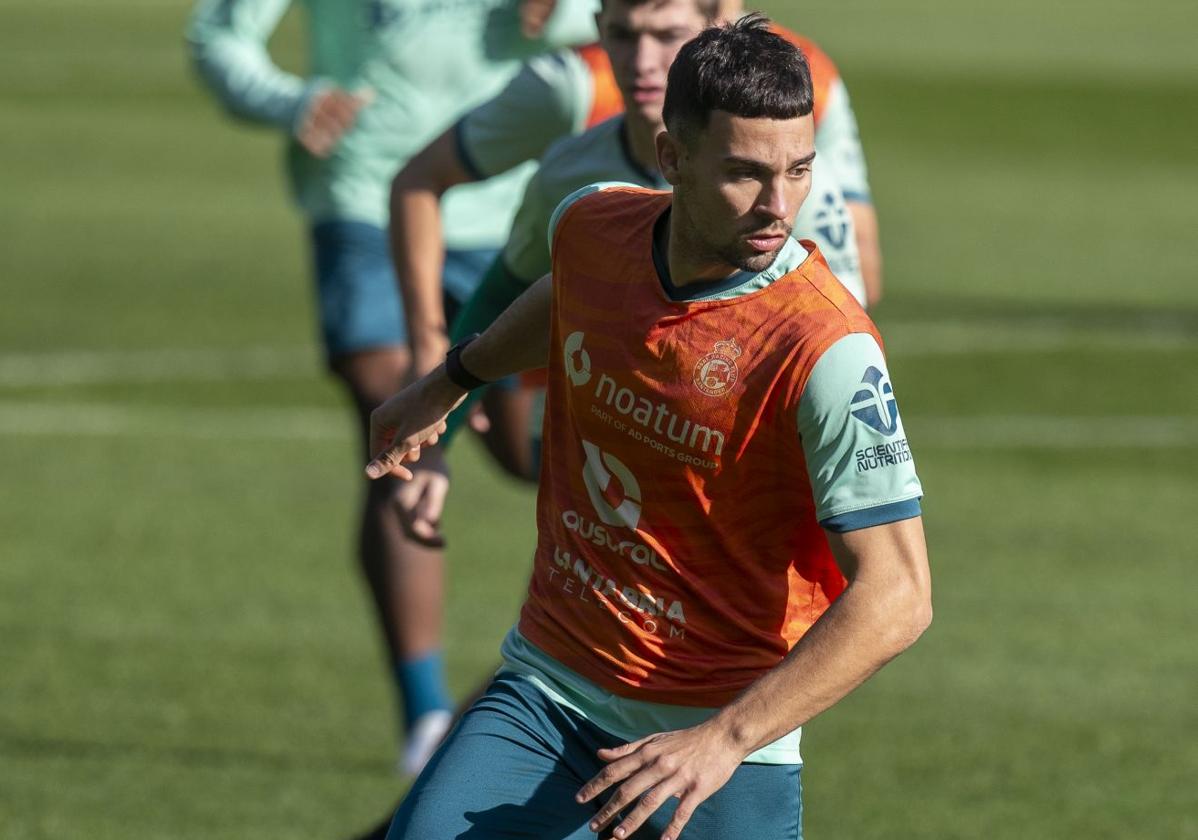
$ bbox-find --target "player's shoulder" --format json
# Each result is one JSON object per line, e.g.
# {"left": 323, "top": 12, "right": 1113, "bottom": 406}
{"left": 548, "top": 181, "right": 664, "bottom": 247}
{"left": 533, "top": 116, "right": 628, "bottom": 200}
{"left": 541, "top": 114, "right": 624, "bottom": 169}
{"left": 787, "top": 240, "right": 876, "bottom": 335}
{"left": 782, "top": 246, "right": 887, "bottom": 411}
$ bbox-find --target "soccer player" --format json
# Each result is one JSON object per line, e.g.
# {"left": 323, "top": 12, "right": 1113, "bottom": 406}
{"left": 367, "top": 17, "right": 931, "bottom": 838}
{"left": 185, "top": 0, "right": 597, "bottom": 772}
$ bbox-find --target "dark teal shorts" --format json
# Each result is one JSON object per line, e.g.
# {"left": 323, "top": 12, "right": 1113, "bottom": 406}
{"left": 310, "top": 220, "right": 497, "bottom": 359}
{"left": 387, "top": 673, "right": 802, "bottom": 839}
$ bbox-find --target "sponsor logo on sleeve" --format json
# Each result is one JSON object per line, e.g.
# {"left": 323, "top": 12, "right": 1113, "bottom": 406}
{"left": 850, "top": 366, "right": 900, "bottom": 436}
{"left": 850, "top": 366, "right": 913, "bottom": 471}
{"left": 855, "top": 440, "right": 912, "bottom": 472}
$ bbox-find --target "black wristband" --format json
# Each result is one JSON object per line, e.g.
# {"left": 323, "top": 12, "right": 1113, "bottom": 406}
{"left": 444, "top": 333, "right": 490, "bottom": 391}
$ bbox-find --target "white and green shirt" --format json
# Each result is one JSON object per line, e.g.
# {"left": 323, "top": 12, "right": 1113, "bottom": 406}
{"left": 186, "top": 0, "right": 598, "bottom": 247}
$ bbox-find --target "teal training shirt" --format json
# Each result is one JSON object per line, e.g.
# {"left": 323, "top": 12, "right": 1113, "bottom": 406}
{"left": 817, "top": 77, "right": 872, "bottom": 204}
{"left": 187, "top": 0, "right": 598, "bottom": 246}
{"left": 455, "top": 49, "right": 595, "bottom": 179}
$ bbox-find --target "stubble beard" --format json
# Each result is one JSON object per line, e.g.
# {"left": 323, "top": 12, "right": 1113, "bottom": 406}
{"left": 720, "top": 241, "right": 786, "bottom": 273}
{"left": 675, "top": 179, "right": 790, "bottom": 275}
{"left": 714, "top": 222, "right": 792, "bottom": 273}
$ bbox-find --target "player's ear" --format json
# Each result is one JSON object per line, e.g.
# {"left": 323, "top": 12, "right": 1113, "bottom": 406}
{"left": 656, "top": 130, "right": 683, "bottom": 186}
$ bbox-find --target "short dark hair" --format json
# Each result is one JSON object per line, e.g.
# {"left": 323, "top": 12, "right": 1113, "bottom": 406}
{"left": 662, "top": 13, "right": 813, "bottom": 141}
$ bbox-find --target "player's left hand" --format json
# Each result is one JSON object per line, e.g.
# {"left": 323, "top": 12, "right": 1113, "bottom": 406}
{"left": 576, "top": 723, "right": 744, "bottom": 840}
{"left": 393, "top": 448, "right": 449, "bottom": 548}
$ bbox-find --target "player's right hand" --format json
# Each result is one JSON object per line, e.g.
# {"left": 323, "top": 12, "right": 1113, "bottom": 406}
{"left": 296, "top": 86, "right": 373, "bottom": 158}
{"left": 366, "top": 372, "right": 466, "bottom": 480}
{"left": 393, "top": 449, "right": 450, "bottom": 548}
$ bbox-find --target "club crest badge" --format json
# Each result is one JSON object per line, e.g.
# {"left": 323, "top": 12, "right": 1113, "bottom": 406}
{"left": 693, "top": 338, "right": 742, "bottom": 397}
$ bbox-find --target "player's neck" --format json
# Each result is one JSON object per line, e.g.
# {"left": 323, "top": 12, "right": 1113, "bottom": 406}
{"left": 624, "top": 115, "right": 665, "bottom": 176}
{"left": 662, "top": 205, "right": 741, "bottom": 287}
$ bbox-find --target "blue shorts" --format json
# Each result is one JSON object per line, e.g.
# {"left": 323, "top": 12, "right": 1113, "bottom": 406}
{"left": 387, "top": 674, "right": 802, "bottom": 840}
{"left": 310, "top": 220, "right": 498, "bottom": 359}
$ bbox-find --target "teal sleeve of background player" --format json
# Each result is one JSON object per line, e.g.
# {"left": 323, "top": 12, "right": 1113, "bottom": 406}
{"left": 186, "top": 0, "right": 313, "bottom": 130}
{"left": 456, "top": 52, "right": 591, "bottom": 179}
{"left": 797, "top": 333, "right": 922, "bottom": 531}
{"left": 816, "top": 79, "right": 873, "bottom": 204}
{"left": 440, "top": 257, "right": 533, "bottom": 447}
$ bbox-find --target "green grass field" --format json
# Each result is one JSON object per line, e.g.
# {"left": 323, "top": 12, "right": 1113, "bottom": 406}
{"left": 2, "top": 1, "right": 1196, "bottom": 837}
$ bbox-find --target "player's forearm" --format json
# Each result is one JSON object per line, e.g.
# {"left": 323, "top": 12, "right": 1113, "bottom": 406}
{"left": 390, "top": 132, "right": 480, "bottom": 368}
{"left": 390, "top": 174, "right": 451, "bottom": 364}
{"left": 458, "top": 274, "right": 553, "bottom": 382}
{"left": 847, "top": 201, "right": 883, "bottom": 307}
{"left": 436, "top": 259, "right": 533, "bottom": 448}
{"left": 708, "top": 518, "right": 931, "bottom": 756}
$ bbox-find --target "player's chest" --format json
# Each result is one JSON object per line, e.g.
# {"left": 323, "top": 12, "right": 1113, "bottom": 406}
{"left": 554, "top": 301, "right": 799, "bottom": 476}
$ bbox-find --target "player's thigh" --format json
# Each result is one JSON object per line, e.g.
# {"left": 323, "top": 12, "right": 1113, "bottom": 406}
{"left": 387, "top": 675, "right": 600, "bottom": 840}
{"left": 632, "top": 763, "right": 802, "bottom": 840}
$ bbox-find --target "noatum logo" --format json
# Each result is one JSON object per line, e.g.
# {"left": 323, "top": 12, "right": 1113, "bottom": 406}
{"left": 850, "top": 366, "right": 900, "bottom": 436}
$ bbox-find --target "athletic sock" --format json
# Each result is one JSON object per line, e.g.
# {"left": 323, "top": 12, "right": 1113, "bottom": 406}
{"left": 395, "top": 651, "right": 452, "bottom": 732}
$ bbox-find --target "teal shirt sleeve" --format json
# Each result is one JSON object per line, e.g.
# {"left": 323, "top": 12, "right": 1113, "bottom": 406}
{"left": 816, "top": 78, "right": 872, "bottom": 204}
{"left": 797, "top": 333, "right": 922, "bottom": 531}
{"left": 456, "top": 52, "right": 592, "bottom": 180}
{"left": 186, "top": 0, "right": 318, "bottom": 132}
{"left": 500, "top": 164, "right": 560, "bottom": 283}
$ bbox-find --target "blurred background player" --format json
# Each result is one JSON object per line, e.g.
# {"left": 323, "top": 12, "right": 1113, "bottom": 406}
{"left": 185, "top": 0, "right": 597, "bottom": 774}
{"left": 388, "top": 0, "right": 878, "bottom": 493}
{"left": 715, "top": 0, "right": 882, "bottom": 303}
{"left": 388, "top": 41, "right": 624, "bottom": 481}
